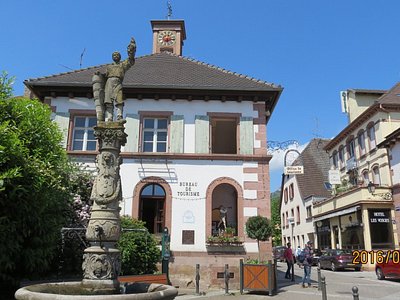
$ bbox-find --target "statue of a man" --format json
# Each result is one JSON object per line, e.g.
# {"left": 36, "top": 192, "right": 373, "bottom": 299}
{"left": 93, "top": 38, "right": 136, "bottom": 122}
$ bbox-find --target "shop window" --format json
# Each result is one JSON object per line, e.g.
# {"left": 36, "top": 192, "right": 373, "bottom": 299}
{"left": 211, "top": 117, "right": 237, "bottom": 154}
{"left": 71, "top": 116, "right": 97, "bottom": 151}
{"left": 142, "top": 118, "right": 168, "bottom": 152}
{"left": 367, "top": 124, "right": 376, "bottom": 150}
{"left": 368, "top": 209, "right": 393, "bottom": 249}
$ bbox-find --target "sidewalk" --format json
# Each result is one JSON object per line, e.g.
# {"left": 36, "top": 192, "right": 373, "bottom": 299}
{"left": 175, "top": 263, "right": 336, "bottom": 300}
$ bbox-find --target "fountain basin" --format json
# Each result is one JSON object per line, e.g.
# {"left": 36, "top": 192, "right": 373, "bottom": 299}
{"left": 15, "top": 281, "right": 178, "bottom": 300}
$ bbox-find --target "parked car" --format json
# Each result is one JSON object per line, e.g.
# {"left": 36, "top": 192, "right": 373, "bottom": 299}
{"left": 312, "top": 249, "right": 323, "bottom": 266}
{"left": 376, "top": 252, "right": 400, "bottom": 280}
{"left": 273, "top": 246, "right": 287, "bottom": 262}
{"left": 318, "top": 249, "right": 361, "bottom": 271}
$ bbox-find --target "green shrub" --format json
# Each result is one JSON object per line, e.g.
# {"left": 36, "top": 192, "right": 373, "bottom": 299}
{"left": 0, "top": 97, "right": 73, "bottom": 289}
{"left": 118, "top": 216, "right": 160, "bottom": 275}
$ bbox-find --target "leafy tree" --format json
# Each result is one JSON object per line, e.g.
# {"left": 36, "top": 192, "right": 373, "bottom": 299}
{"left": 118, "top": 216, "right": 160, "bottom": 275}
{"left": 0, "top": 96, "right": 75, "bottom": 292}
{"left": 270, "top": 192, "right": 282, "bottom": 246}
{"left": 0, "top": 71, "right": 15, "bottom": 100}
{"left": 245, "top": 215, "right": 272, "bottom": 263}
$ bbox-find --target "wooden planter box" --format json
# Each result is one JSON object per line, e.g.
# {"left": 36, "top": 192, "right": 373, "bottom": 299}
{"left": 118, "top": 273, "right": 169, "bottom": 285}
{"left": 239, "top": 259, "right": 277, "bottom": 296}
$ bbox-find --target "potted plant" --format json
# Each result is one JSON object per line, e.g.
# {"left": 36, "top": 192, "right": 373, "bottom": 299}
{"left": 240, "top": 216, "right": 276, "bottom": 295}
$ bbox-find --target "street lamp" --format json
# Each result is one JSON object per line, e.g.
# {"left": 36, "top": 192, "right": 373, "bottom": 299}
{"left": 367, "top": 181, "right": 376, "bottom": 194}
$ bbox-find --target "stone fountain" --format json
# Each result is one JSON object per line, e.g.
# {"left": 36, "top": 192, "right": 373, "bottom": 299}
{"left": 15, "top": 38, "right": 177, "bottom": 300}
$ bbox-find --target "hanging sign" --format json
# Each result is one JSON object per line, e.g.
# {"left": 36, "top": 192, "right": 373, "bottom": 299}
{"left": 284, "top": 166, "right": 304, "bottom": 175}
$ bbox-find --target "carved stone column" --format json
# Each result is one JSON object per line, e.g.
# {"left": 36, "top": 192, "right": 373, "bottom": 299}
{"left": 82, "top": 121, "right": 127, "bottom": 292}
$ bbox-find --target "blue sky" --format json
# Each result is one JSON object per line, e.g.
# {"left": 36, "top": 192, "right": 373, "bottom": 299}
{"left": 2, "top": 0, "right": 400, "bottom": 192}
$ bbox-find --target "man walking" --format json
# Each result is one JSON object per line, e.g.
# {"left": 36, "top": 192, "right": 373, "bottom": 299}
{"left": 283, "top": 242, "right": 294, "bottom": 279}
{"left": 302, "top": 241, "right": 314, "bottom": 288}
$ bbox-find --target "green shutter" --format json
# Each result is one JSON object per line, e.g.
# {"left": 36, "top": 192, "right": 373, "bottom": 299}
{"left": 170, "top": 115, "right": 184, "bottom": 153}
{"left": 240, "top": 117, "right": 254, "bottom": 154}
{"left": 195, "top": 115, "right": 210, "bottom": 153}
{"left": 54, "top": 112, "right": 70, "bottom": 149}
{"left": 125, "top": 114, "right": 139, "bottom": 152}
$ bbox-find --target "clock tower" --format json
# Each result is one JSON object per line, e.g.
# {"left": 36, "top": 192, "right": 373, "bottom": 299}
{"left": 151, "top": 20, "right": 186, "bottom": 55}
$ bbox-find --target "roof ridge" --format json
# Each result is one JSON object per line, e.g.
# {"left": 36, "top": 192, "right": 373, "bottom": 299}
{"left": 173, "top": 53, "right": 282, "bottom": 89}
{"left": 24, "top": 53, "right": 158, "bottom": 83}
{"left": 24, "top": 63, "right": 108, "bottom": 83}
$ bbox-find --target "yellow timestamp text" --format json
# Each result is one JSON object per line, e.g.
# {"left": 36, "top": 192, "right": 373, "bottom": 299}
{"left": 352, "top": 250, "right": 400, "bottom": 265}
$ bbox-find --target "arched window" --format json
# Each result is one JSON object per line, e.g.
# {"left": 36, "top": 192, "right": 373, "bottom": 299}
{"left": 372, "top": 165, "right": 381, "bottom": 186}
{"left": 362, "top": 169, "right": 369, "bottom": 186}
{"left": 357, "top": 130, "right": 366, "bottom": 157}
{"left": 332, "top": 151, "right": 338, "bottom": 169}
{"left": 367, "top": 123, "right": 376, "bottom": 150}
{"left": 338, "top": 145, "right": 345, "bottom": 168}
{"left": 139, "top": 184, "right": 166, "bottom": 234}
{"left": 346, "top": 136, "right": 355, "bottom": 159}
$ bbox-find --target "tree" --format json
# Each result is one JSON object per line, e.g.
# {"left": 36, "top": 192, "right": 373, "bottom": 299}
{"left": 245, "top": 215, "right": 272, "bottom": 263}
{"left": 0, "top": 96, "right": 76, "bottom": 292}
{"left": 118, "top": 216, "right": 160, "bottom": 275}
{"left": 270, "top": 191, "right": 282, "bottom": 246}
{"left": 0, "top": 71, "right": 15, "bottom": 100}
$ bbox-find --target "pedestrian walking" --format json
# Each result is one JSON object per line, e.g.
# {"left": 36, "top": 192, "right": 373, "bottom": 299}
{"left": 283, "top": 242, "right": 294, "bottom": 279}
{"left": 302, "top": 241, "right": 314, "bottom": 288}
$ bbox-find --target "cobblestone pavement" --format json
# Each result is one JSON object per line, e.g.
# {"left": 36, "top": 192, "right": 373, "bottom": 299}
{"left": 176, "top": 262, "right": 400, "bottom": 300}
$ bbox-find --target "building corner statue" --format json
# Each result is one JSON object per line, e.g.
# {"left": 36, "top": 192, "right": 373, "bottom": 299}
{"left": 82, "top": 38, "right": 134, "bottom": 292}
{"left": 92, "top": 37, "right": 136, "bottom": 122}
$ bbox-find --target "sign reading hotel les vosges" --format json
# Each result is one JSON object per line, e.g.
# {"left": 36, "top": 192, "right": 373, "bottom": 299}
{"left": 369, "top": 211, "right": 390, "bottom": 223}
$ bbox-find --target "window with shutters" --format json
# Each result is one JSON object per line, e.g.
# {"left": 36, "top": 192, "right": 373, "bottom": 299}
{"left": 71, "top": 115, "right": 97, "bottom": 151}
{"left": 210, "top": 117, "right": 238, "bottom": 154}
{"left": 142, "top": 118, "right": 168, "bottom": 152}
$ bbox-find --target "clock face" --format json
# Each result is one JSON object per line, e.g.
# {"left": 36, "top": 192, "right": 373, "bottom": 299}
{"left": 157, "top": 30, "right": 176, "bottom": 46}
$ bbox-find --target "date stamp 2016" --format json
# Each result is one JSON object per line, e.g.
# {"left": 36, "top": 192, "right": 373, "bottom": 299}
{"left": 352, "top": 250, "right": 400, "bottom": 264}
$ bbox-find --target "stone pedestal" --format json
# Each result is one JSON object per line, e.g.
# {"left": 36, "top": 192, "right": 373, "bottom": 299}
{"left": 82, "top": 121, "right": 127, "bottom": 291}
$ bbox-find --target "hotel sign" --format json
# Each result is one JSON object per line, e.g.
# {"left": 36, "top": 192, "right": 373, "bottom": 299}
{"left": 284, "top": 166, "right": 304, "bottom": 175}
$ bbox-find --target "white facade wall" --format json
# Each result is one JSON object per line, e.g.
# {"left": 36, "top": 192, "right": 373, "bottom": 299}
{"left": 280, "top": 176, "right": 314, "bottom": 250}
{"left": 390, "top": 143, "right": 400, "bottom": 185}
{"left": 50, "top": 95, "right": 267, "bottom": 253}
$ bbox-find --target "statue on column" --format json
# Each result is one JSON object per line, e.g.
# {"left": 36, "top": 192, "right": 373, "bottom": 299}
{"left": 92, "top": 38, "right": 136, "bottom": 122}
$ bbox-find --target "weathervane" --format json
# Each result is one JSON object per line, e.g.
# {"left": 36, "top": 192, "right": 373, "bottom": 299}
{"left": 167, "top": 0, "right": 173, "bottom": 20}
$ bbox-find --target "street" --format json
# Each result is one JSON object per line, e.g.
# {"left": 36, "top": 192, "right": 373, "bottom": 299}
{"left": 176, "top": 262, "right": 400, "bottom": 300}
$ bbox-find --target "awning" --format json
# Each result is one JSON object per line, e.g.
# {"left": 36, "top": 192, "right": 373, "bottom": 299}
{"left": 313, "top": 206, "right": 360, "bottom": 222}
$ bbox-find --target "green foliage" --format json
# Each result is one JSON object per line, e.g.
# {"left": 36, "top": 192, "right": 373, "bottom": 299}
{"left": 0, "top": 97, "right": 73, "bottom": 288}
{"left": 246, "top": 215, "right": 272, "bottom": 242}
{"left": 118, "top": 216, "right": 160, "bottom": 275}
{"left": 245, "top": 215, "right": 272, "bottom": 262}
{"left": 270, "top": 192, "right": 282, "bottom": 246}
{"left": 0, "top": 71, "right": 15, "bottom": 100}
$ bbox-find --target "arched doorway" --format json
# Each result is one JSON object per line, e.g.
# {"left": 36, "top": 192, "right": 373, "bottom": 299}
{"left": 139, "top": 183, "right": 165, "bottom": 234}
{"left": 211, "top": 183, "right": 238, "bottom": 236}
